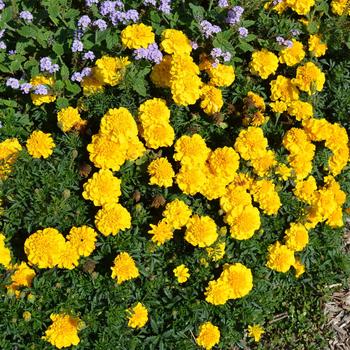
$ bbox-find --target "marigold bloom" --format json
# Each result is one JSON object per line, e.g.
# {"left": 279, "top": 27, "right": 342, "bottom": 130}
{"left": 308, "top": 34, "right": 327, "bottom": 57}
{"left": 138, "top": 98, "right": 171, "bottom": 126}
{"left": 266, "top": 241, "right": 295, "bottom": 273}
{"left": 208, "top": 147, "right": 239, "bottom": 181}
{"left": 200, "top": 84, "right": 223, "bottom": 115}
{"left": 196, "top": 322, "right": 220, "bottom": 350}
{"left": 24, "top": 228, "right": 66, "bottom": 268}
{"left": 234, "top": 127, "right": 268, "bottom": 160}
{"left": 208, "top": 63, "right": 235, "bottom": 87}
{"left": 287, "top": 100, "right": 313, "bottom": 121}
{"left": 30, "top": 75, "right": 56, "bottom": 106}
{"left": 292, "top": 62, "right": 325, "bottom": 95}
{"left": 126, "top": 302, "right": 148, "bottom": 328}
{"left": 284, "top": 223, "right": 309, "bottom": 252}
{"left": 7, "top": 262, "right": 35, "bottom": 293}
{"left": 173, "top": 264, "right": 190, "bottom": 283}
{"left": 176, "top": 165, "right": 207, "bottom": 195}
{"left": 0, "top": 138, "right": 22, "bottom": 179}
{"left": 148, "top": 157, "right": 175, "bottom": 188}
{"left": 250, "top": 49, "right": 279, "bottom": 79}
{"left": 81, "top": 67, "right": 105, "bottom": 95}
{"left": 270, "top": 75, "right": 299, "bottom": 102}
{"left": 42, "top": 313, "right": 81, "bottom": 349}
{"left": 160, "top": 29, "right": 192, "bottom": 55}
{"left": 148, "top": 220, "right": 174, "bottom": 245}
{"left": 293, "top": 258, "right": 306, "bottom": 278}
{"left": 162, "top": 199, "right": 192, "bottom": 230}
{"left": 95, "top": 56, "right": 130, "bottom": 86}
{"left": 331, "top": 0, "right": 350, "bottom": 15}
{"left": 248, "top": 324, "right": 265, "bottom": 342}
{"left": 95, "top": 203, "right": 131, "bottom": 236}
{"left": 142, "top": 122, "right": 175, "bottom": 149}
{"left": 185, "top": 215, "right": 218, "bottom": 247}
{"left": 294, "top": 176, "right": 317, "bottom": 204}
{"left": 82, "top": 169, "right": 121, "bottom": 207}
{"left": 286, "top": 0, "right": 315, "bottom": 15}
{"left": 150, "top": 55, "right": 172, "bottom": 88}
{"left": 0, "top": 233, "right": 11, "bottom": 268}
{"left": 121, "top": 23, "right": 155, "bottom": 49}
{"left": 111, "top": 252, "right": 139, "bottom": 284}
{"left": 205, "top": 279, "right": 230, "bottom": 305}
{"left": 57, "top": 107, "right": 86, "bottom": 132}
{"left": 66, "top": 226, "right": 97, "bottom": 257}
{"left": 251, "top": 179, "right": 281, "bottom": 215}
{"left": 174, "top": 134, "right": 210, "bottom": 165}
{"left": 206, "top": 242, "right": 226, "bottom": 262}
{"left": 279, "top": 40, "right": 305, "bottom": 66}
{"left": 26, "top": 130, "right": 55, "bottom": 159}
{"left": 57, "top": 242, "right": 80, "bottom": 270}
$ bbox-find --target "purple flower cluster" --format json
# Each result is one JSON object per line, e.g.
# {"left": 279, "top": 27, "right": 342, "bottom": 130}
{"left": 6, "top": 78, "right": 20, "bottom": 89}
{"left": 200, "top": 20, "right": 221, "bottom": 39}
{"left": 0, "top": 0, "right": 5, "bottom": 10}
{"left": 134, "top": 43, "right": 163, "bottom": 64}
{"left": 20, "top": 83, "right": 32, "bottom": 94}
{"left": 71, "top": 67, "right": 92, "bottom": 82}
{"left": 110, "top": 9, "right": 139, "bottom": 25}
{"left": 159, "top": 0, "right": 171, "bottom": 14}
{"left": 190, "top": 41, "right": 198, "bottom": 50}
{"left": 34, "top": 85, "right": 49, "bottom": 95}
{"left": 210, "top": 48, "right": 231, "bottom": 66}
{"left": 19, "top": 11, "right": 33, "bottom": 22}
{"left": 226, "top": 6, "right": 244, "bottom": 25}
{"left": 144, "top": 0, "right": 156, "bottom": 5}
{"left": 272, "top": 0, "right": 283, "bottom": 5}
{"left": 218, "top": 0, "right": 229, "bottom": 8}
{"left": 276, "top": 36, "right": 293, "bottom": 48}
{"left": 86, "top": 0, "right": 99, "bottom": 6}
{"left": 72, "top": 39, "right": 84, "bottom": 52}
{"left": 40, "top": 57, "right": 59, "bottom": 73}
{"left": 8, "top": 49, "right": 16, "bottom": 55}
{"left": 83, "top": 51, "right": 95, "bottom": 61}
{"left": 93, "top": 19, "right": 107, "bottom": 31}
{"left": 78, "top": 15, "right": 92, "bottom": 30}
{"left": 0, "top": 29, "right": 5, "bottom": 50}
{"left": 238, "top": 27, "right": 248, "bottom": 38}
{"left": 290, "top": 29, "right": 300, "bottom": 36}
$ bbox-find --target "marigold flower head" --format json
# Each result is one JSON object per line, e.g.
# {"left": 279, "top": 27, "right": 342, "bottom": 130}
{"left": 42, "top": 313, "right": 81, "bottom": 349}
{"left": 293, "top": 258, "right": 306, "bottom": 278}
{"left": 148, "top": 220, "right": 174, "bottom": 246}
{"left": 205, "top": 279, "right": 230, "bottom": 305}
{"left": 308, "top": 34, "right": 327, "bottom": 57}
{"left": 121, "top": 23, "right": 155, "bottom": 49}
{"left": 82, "top": 169, "right": 121, "bottom": 207}
{"left": 245, "top": 91, "right": 266, "bottom": 111}
{"left": 30, "top": 75, "right": 56, "bottom": 105}
{"left": 279, "top": 40, "right": 305, "bottom": 66}
{"left": 270, "top": 75, "right": 299, "bottom": 102}
{"left": 160, "top": 29, "right": 192, "bottom": 55}
{"left": 7, "top": 262, "right": 35, "bottom": 293}
{"left": 95, "top": 203, "right": 131, "bottom": 236}
{"left": 148, "top": 157, "right": 175, "bottom": 188}
{"left": 251, "top": 179, "right": 281, "bottom": 215}
{"left": 331, "top": 0, "right": 350, "bottom": 15}
{"left": 57, "top": 106, "right": 86, "bottom": 132}
{"left": 248, "top": 324, "right": 265, "bottom": 342}
{"left": 200, "top": 84, "right": 223, "bottom": 115}
{"left": 287, "top": 100, "right": 313, "bottom": 121}
{"left": 138, "top": 98, "right": 171, "bottom": 126}
{"left": 270, "top": 101, "right": 288, "bottom": 113}
{"left": 234, "top": 127, "right": 268, "bottom": 160}
{"left": 176, "top": 165, "right": 207, "bottom": 195}
{"left": 174, "top": 134, "right": 210, "bottom": 165}
{"left": 173, "top": 264, "right": 190, "bottom": 283}
{"left": 185, "top": 215, "right": 218, "bottom": 248}
{"left": 285, "top": 0, "right": 315, "bottom": 15}
{"left": 126, "top": 302, "right": 148, "bottom": 328}
{"left": 150, "top": 55, "right": 172, "bottom": 88}
{"left": 81, "top": 67, "right": 105, "bottom": 95}
{"left": 0, "top": 138, "right": 22, "bottom": 167}
{"left": 95, "top": 56, "right": 130, "bottom": 86}
{"left": 142, "top": 122, "right": 175, "bottom": 149}
{"left": 220, "top": 184, "right": 252, "bottom": 214}
{"left": 284, "top": 223, "right": 309, "bottom": 251}
{"left": 200, "top": 169, "right": 228, "bottom": 200}
{"left": 208, "top": 146, "right": 239, "bottom": 181}
{"left": 26, "top": 130, "right": 55, "bottom": 159}
{"left": 292, "top": 62, "right": 325, "bottom": 95}
{"left": 111, "top": 252, "right": 139, "bottom": 284}
{"left": 170, "top": 75, "right": 202, "bottom": 106}
{"left": 0, "top": 233, "right": 12, "bottom": 268}
{"left": 66, "top": 226, "right": 97, "bottom": 257}
{"left": 250, "top": 49, "right": 279, "bottom": 79}
{"left": 162, "top": 199, "right": 192, "bottom": 230}
{"left": 196, "top": 322, "right": 220, "bottom": 350}
{"left": 206, "top": 242, "right": 226, "bottom": 262}
{"left": 266, "top": 241, "right": 295, "bottom": 272}
{"left": 24, "top": 228, "right": 66, "bottom": 268}
{"left": 57, "top": 242, "right": 80, "bottom": 270}
{"left": 294, "top": 176, "right": 317, "bottom": 204}
{"left": 251, "top": 149, "right": 277, "bottom": 177}
{"left": 208, "top": 63, "right": 235, "bottom": 87}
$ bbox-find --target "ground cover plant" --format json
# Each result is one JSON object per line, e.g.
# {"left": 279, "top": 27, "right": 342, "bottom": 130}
{"left": 0, "top": 0, "right": 350, "bottom": 349}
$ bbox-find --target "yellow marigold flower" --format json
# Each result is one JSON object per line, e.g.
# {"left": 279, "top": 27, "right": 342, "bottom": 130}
{"left": 246, "top": 91, "right": 266, "bottom": 111}
{"left": 331, "top": 0, "right": 350, "bottom": 15}
{"left": 100, "top": 107, "right": 138, "bottom": 143}
{"left": 205, "top": 279, "right": 230, "bottom": 305}
{"left": 251, "top": 179, "right": 281, "bottom": 215}
{"left": 294, "top": 176, "right": 317, "bottom": 204}
{"left": 287, "top": 100, "right": 313, "bottom": 121}
{"left": 57, "top": 242, "right": 80, "bottom": 270}
{"left": 270, "top": 75, "right": 299, "bottom": 102}
{"left": 160, "top": 29, "right": 192, "bottom": 55}
{"left": 264, "top": 0, "right": 289, "bottom": 13}
{"left": 7, "top": 262, "right": 35, "bottom": 293}
{"left": 174, "top": 134, "right": 210, "bottom": 165}
{"left": 142, "top": 122, "right": 175, "bottom": 149}
{"left": 111, "top": 252, "right": 139, "bottom": 284}
{"left": 228, "top": 205, "right": 261, "bottom": 240}
{"left": 0, "top": 138, "right": 22, "bottom": 165}
{"left": 220, "top": 184, "right": 252, "bottom": 213}
{"left": 148, "top": 220, "right": 174, "bottom": 246}
{"left": 148, "top": 157, "right": 175, "bottom": 188}
{"left": 95, "top": 56, "right": 130, "bottom": 86}
{"left": 185, "top": 215, "right": 218, "bottom": 247}
{"left": 42, "top": 313, "right": 81, "bottom": 349}
{"left": 284, "top": 223, "right": 309, "bottom": 252}
{"left": 176, "top": 165, "right": 207, "bottom": 195}
{"left": 138, "top": 98, "right": 171, "bottom": 126}
{"left": 150, "top": 55, "right": 172, "bottom": 88}
{"left": 95, "top": 203, "right": 131, "bottom": 236}
{"left": 200, "top": 84, "right": 223, "bottom": 115}
{"left": 266, "top": 241, "right": 295, "bottom": 273}
{"left": 308, "top": 34, "right": 327, "bottom": 57}
{"left": 200, "top": 169, "right": 228, "bottom": 200}
{"left": 270, "top": 101, "right": 288, "bottom": 113}
{"left": 234, "top": 127, "right": 268, "bottom": 160}
{"left": 66, "top": 226, "right": 97, "bottom": 257}
{"left": 250, "top": 150, "right": 277, "bottom": 177}
{"left": 250, "top": 49, "right": 279, "bottom": 79}
{"left": 125, "top": 138, "right": 146, "bottom": 161}
{"left": 81, "top": 67, "right": 105, "bottom": 95}
{"left": 219, "top": 263, "right": 253, "bottom": 299}
{"left": 121, "top": 23, "right": 155, "bottom": 49}
{"left": 24, "top": 228, "right": 66, "bottom": 268}
{"left": 170, "top": 53, "right": 200, "bottom": 78}
{"left": 293, "top": 258, "right": 305, "bottom": 278}
{"left": 279, "top": 40, "right": 305, "bottom": 66}
{"left": 286, "top": 0, "right": 315, "bottom": 15}
{"left": 208, "top": 146, "right": 239, "bottom": 181}
{"left": 57, "top": 106, "right": 86, "bottom": 132}
{"left": 26, "top": 130, "right": 55, "bottom": 159}
{"left": 30, "top": 75, "right": 56, "bottom": 106}
{"left": 196, "top": 322, "right": 220, "bottom": 350}
{"left": 206, "top": 242, "right": 226, "bottom": 262}
{"left": 292, "top": 62, "right": 325, "bottom": 95}
{"left": 173, "top": 264, "right": 190, "bottom": 283}
{"left": 170, "top": 75, "right": 202, "bottom": 106}
{"left": 23, "top": 311, "right": 31, "bottom": 322}
{"left": 82, "top": 169, "right": 121, "bottom": 207}
{"left": 162, "top": 199, "right": 192, "bottom": 230}
{"left": 208, "top": 63, "right": 235, "bottom": 87}
{"left": 0, "top": 233, "right": 12, "bottom": 268}
{"left": 87, "top": 133, "right": 127, "bottom": 172}
{"left": 248, "top": 325, "right": 265, "bottom": 342}
{"left": 126, "top": 302, "right": 148, "bottom": 329}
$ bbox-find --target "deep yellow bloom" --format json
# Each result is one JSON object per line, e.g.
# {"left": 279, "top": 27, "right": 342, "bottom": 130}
{"left": 208, "top": 146, "right": 239, "bottom": 181}
{"left": 266, "top": 241, "right": 295, "bottom": 273}
{"left": 208, "top": 63, "right": 235, "bottom": 87}
{"left": 174, "top": 134, "right": 210, "bottom": 165}
{"left": 308, "top": 34, "right": 327, "bottom": 57}
{"left": 111, "top": 252, "right": 139, "bottom": 284}
{"left": 185, "top": 215, "right": 218, "bottom": 247}
{"left": 279, "top": 40, "right": 305, "bottom": 66}
{"left": 160, "top": 29, "right": 192, "bottom": 55}
{"left": 162, "top": 199, "right": 192, "bottom": 229}
{"left": 7, "top": 262, "right": 36, "bottom": 294}
{"left": 127, "top": 303, "right": 148, "bottom": 328}
{"left": 30, "top": 75, "right": 56, "bottom": 105}
{"left": 66, "top": 226, "right": 97, "bottom": 257}
{"left": 26, "top": 130, "right": 55, "bottom": 159}
{"left": 205, "top": 279, "right": 230, "bottom": 305}
{"left": 250, "top": 49, "right": 279, "bottom": 79}
{"left": 148, "top": 157, "right": 175, "bottom": 188}
{"left": 200, "top": 84, "right": 223, "bottom": 115}
{"left": 148, "top": 220, "right": 174, "bottom": 245}
{"left": 121, "top": 23, "right": 155, "bottom": 49}
{"left": 248, "top": 324, "right": 265, "bottom": 342}
{"left": 95, "top": 56, "right": 130, "bottom": 86}
{"left": 292, "top": 62, "right": 325, "bottom": 95}
{"left": 196, "top": 322, "right": 220, "bottom": 350}
{"left": 0, "top": 233, "right": 11, "bottom": 268}
{"left": 270, "top": 75, "right": 299, "bottom": 102}
{"left": 173, "top": 264, "right": 190, "bottom": 283}
{"left": 293, "top": 258, "right": 306, "bottom": 278}
{"left": 286, "top": 0, "right": 315, "bottom": 15}
{"left": 57, "top": 107, "right": 86, "bottom": 132}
